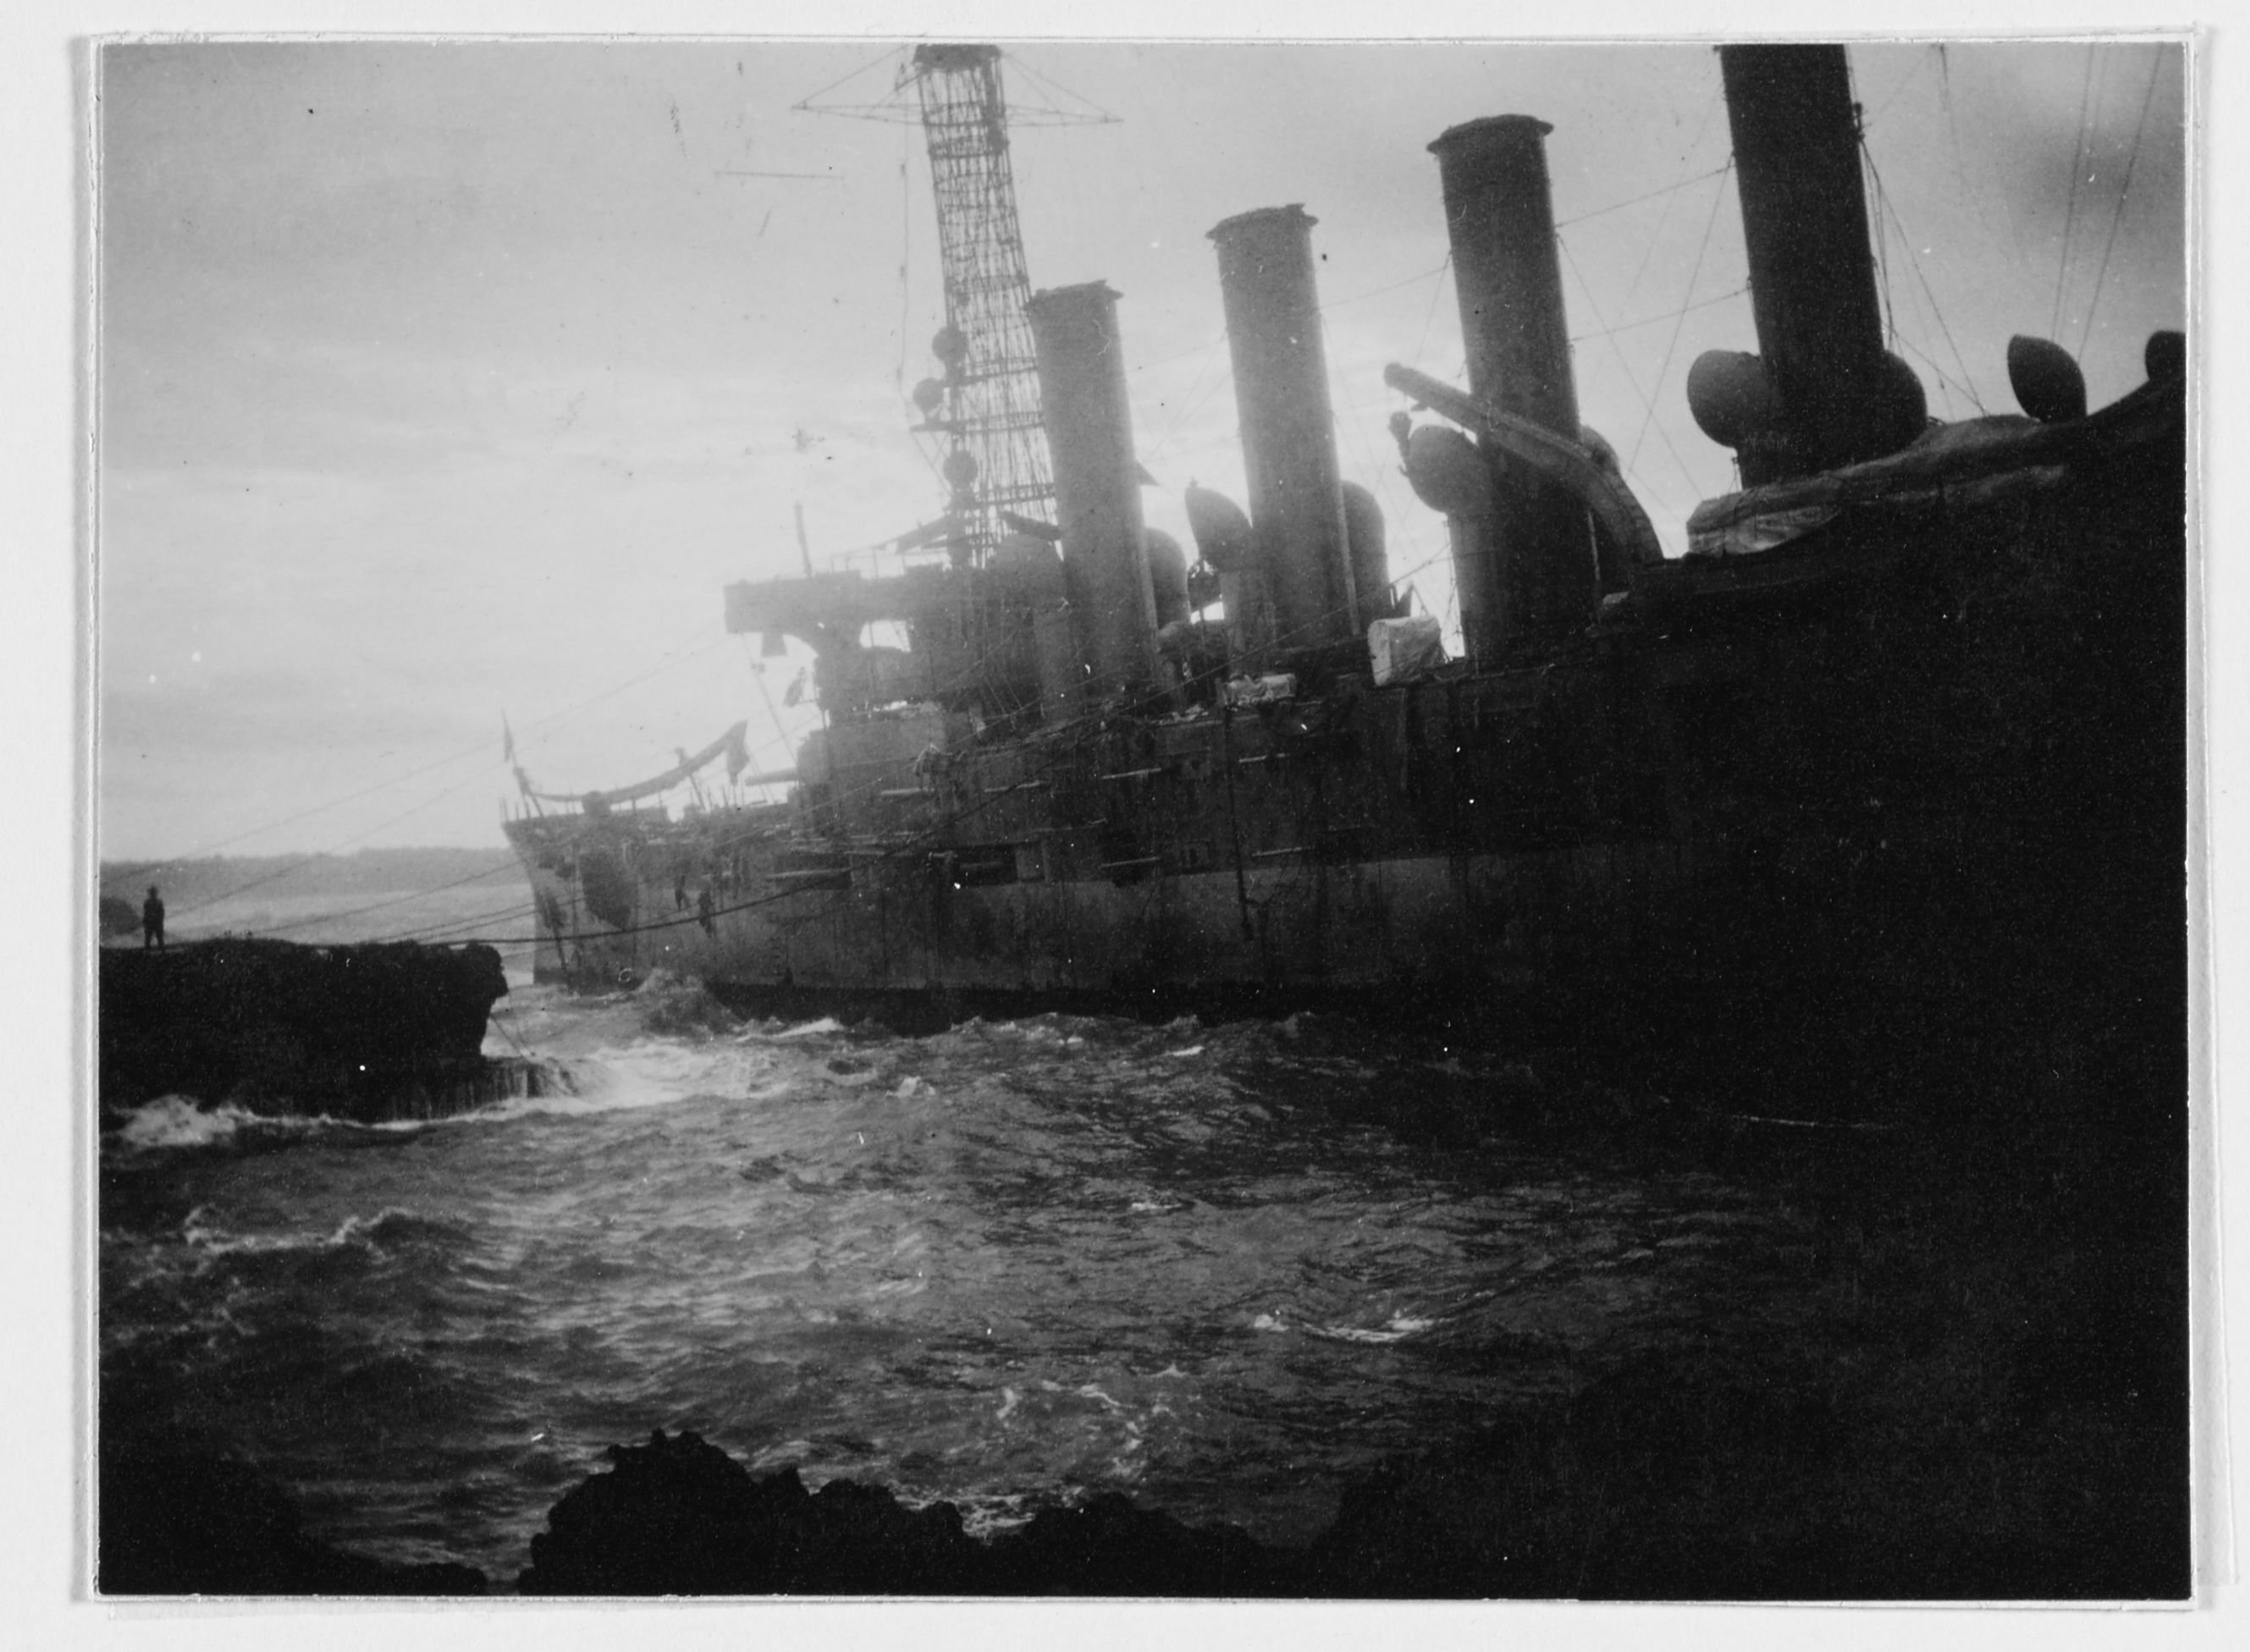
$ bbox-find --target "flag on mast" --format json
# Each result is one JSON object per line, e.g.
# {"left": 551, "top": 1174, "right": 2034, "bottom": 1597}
{"left": 502, "top": 714, "right": 517, "bottom": 763}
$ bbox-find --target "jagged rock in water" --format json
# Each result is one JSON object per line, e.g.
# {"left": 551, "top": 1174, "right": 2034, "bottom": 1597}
{"left": 518, "top": 1431, "right": 984, "bottom": 1594}
{"left": 518, "top": 1430, "right": 1293, "bottom": 1596}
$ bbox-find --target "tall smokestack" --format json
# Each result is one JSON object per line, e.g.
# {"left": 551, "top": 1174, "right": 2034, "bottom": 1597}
{"left": 1025, "top": 281, "right": 1161, "bottom": 700}
{"left": 1429, "top": 116, "right": 1599, "bottom": 645}
{"left": 1209, "top": 205, "right": 1359, "bottom": 654}
{"left": 1712, "top": 45, "right": 1924, "bottom": 482}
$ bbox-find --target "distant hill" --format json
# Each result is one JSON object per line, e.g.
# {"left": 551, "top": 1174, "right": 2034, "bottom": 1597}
{"left": 100, "top": 847, "right": 519, "bottom": 911}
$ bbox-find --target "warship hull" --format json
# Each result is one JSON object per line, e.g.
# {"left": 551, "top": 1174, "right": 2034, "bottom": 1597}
{"left": 505, "top": 425, "right": 2182, "bottom": 1045}
{"left": 502, "top": 44, "right": 2184, "bottom": 1064}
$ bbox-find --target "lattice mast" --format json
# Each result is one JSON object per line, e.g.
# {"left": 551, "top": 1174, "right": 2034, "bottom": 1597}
{"left": 801, "top": 45, "right": 1113, "bottom": 570}
{"left": 908, "top": 45, "right": 1054, "bottom": 567}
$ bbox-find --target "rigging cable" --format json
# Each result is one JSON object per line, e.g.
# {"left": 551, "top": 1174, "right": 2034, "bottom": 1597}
{"left": 1889, "top": 333, "right": 1984, "bottom": 421}
{"left": 250, "top": 858, "right": 527, "bottom": 939}
{"left": 367, "top": 898, "right": 540, "bottom": 946}
{"left": 2076, "top": 47, "right": 2166, "bottom": 361}
{"left": 1847, "top": 53, "right": 1901, "bottom": 358}
{"left": 789, "top": 44, "right": 910, "bottom": 116}
{"left": 1610, "top": 61, "right": 1728, "bottom": 316}
{"left": 2052, "top": 44, "right": 2103, "bottom": 339}
{"left": 1626, "top": 159, "right": 1732, "bottom": 476}
{"left": 1864, "top": 157, "right": 1988, "bottom": 415}
{"left": 1565, "top": 282, "right": 1750, "bottom": 346}
{"left": 1407, "top": 252, "right": 1453, "bottom": 377}
{"left": 162, "top": 626, "right": 735, "bottom": 920}
{"left": 1325, "top": 261, "right": 1454, "bottom": 311}
{"left": 178, "top": 759, "right": 510, "bottom": 921}
{"left": 1139, "top": 337, "right": 1233, "bottom": 466}
{"left": 1556, "top": 236, "right": 1715, "bottom": 502}
{"left": 1861, "top": 47, "right": 1935, "bottom": 129}
{"left": 1863, "top": 108, "right": 1900, "bottom": 352}
{"left": 1553, "top": 165, "right": 1732, "bottom": 230}
{"left": 999, "top": 51, "right": 1122, "bottom": 127}
{"left": 1127, "top": 332, "right": 1233, "bottom": 377}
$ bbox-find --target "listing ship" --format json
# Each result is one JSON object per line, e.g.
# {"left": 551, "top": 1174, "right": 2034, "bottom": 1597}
{"left": 504, "top": 44, "right": 2185, "bottom": 1054}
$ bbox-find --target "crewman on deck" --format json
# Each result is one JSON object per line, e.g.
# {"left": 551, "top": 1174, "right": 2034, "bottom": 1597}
{"left": 141, "top": 886, "right": 165, "bottom": 950}
{"left": 697, "top": 886, "right": 717, "bottom": 939}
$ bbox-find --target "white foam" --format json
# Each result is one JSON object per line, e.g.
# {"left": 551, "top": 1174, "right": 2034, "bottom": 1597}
{"left": 769, "top": 1017, "right": 845, "bottom": 1041}
{"left": 472, "top": 1081, "right": 667, "bottom": 1122}
{"left": 326, "top": 1205, "right": 452, "bottom": 1247}
{"left": 860, "top": 1276, "right": 927, "bottom": 1300}
{"left": 464, "top": 1037, "right": 803, "bottom": 1121}
{"left": 181, "top": 1213, "right": 335, "bottom": 1260}
{"left": 114, "top": 1096, "right": 257, "bottom": 1150}
{"left": 1306, "top": 1314, "right": 1437, "bottom": 1346}
{"left": 113, "top": 1096, "right": 478, "bottom": 1151}
{"left": 109, "top": 1098, "right": 319, "bottom": 1152}
{"left": 179, "top": 1200, "right": 455, "bottom": 1259}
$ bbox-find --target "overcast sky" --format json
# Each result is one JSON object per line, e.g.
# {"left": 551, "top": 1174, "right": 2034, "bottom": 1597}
{"left": 96, "top": 36, "right": 2187, "bottom": 862}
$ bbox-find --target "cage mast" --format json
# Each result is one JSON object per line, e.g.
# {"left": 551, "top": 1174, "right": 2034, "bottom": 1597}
{"left": 908, "top": 45, "right": 1054, "bottom": 567}
{"left": 801, "top": 45, "right": 1113, "bottom": 570}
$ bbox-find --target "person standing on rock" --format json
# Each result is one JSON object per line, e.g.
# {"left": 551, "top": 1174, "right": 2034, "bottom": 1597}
{"left": 141, "top": 885, "right": 166, "bottom": 950}
{"left": 697, "top": 886, "right": 717, "bottom": 939}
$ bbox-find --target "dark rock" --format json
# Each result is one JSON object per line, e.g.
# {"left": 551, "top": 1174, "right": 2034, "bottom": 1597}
{"left": 98, "top": 1445, "right": 485, "bottom": 1596}
{"left": 98, "top": 937, "right": 509, "bottom": 1121}
{"left": 519, "top": 1431, "right": 987, "bottom": 1594}
{"left": 987, "top": 1491, "right": 1292, "bottom": 1596}
{"left": 519, "top": 1430, "right": 1293, "bottom": 1596}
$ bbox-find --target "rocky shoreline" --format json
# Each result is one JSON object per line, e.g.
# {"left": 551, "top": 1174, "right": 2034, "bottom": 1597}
{"left": 101, "top": 1325, "right": 2185, "bottom": 1600}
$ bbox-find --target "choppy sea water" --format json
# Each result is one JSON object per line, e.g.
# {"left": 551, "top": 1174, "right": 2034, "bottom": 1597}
{"left": 99, "top": 977, "right": 1815, "bottom": 1583}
